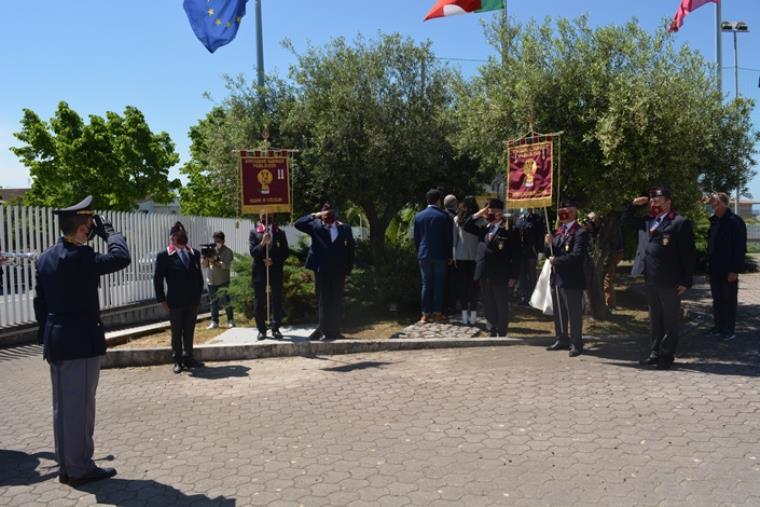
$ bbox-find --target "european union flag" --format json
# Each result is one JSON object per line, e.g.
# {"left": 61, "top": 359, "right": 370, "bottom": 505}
{"left": 184, "top": 0, "right": 248, "bottom": 53}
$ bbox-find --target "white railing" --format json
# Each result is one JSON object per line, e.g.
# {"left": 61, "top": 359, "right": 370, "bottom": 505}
{"left": 748, "top": 224, "right": 760, "bottom": 242}
{"left": 0, "top": 205, "right": 352, "bottom": 329}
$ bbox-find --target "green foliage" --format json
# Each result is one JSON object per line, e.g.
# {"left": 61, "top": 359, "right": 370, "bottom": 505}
{"left": 11, "top": 101, "right": 180, "bottom": 210}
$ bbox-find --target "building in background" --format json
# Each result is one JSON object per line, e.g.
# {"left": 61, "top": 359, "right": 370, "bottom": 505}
{"left": 136, "top": 198, "right": 181, "bottom": 215}
{"left": 0, "top": 188, "right": 29, "bottom": 205}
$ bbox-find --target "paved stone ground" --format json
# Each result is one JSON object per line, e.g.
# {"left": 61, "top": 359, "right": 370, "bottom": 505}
{"left": 2, "top": 276, "right": 759, "bottom": 506}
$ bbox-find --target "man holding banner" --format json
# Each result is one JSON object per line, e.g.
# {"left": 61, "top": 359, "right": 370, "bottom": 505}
{"left": 249, "top": 214, "right": 289, "bottom": 340}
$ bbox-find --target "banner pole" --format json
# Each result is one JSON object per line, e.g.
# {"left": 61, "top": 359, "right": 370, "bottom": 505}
{"left": 265, "top": 211, "right": 271, "bottom": 328}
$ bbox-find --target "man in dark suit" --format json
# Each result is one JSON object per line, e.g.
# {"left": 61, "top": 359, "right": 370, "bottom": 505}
{"left": 34, "top": 196, "right": 130, "bottom": 486}
{"left": 464, "top": 199, "right": 518, "bottom": 337}
{"left": 623, "top": 186, "right": 696, "bottom": 369}
{"left": 249, "top": 214, "right": 290, "bottom": 340}
{"left": 706, "top": 192, "right": 747, "bottom": 342}
{"left": 544, "top": 198, "right": 589, "bottom": 357}
{"left": 413, "top": 189, "right": 454, "bottom": 323}
{"left": 295, "top": 203, "right": 355, "bottom": 341}
{"left": 154, "top": 222, "right": 205, "bottom": 373}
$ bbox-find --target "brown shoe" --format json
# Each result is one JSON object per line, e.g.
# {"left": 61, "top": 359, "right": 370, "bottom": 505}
{"left": 432, "top": 313, "right": 448, "bottom": 323}
{"left": 418, "top": 314, "right": 430, "bottom": 324}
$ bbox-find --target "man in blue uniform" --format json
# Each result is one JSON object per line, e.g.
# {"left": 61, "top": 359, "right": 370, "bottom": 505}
{"left": 544, "top": 198, "right": 589, "bottom": 357}
{"left": 464, "top": 199, "right": 518, "bottom": 337}
{"left": 295, "top": 203, "right": 355, "bottom": 341}
{"left": 623, "top": 186, "right": 696, "bottom": 369}
{"left": 249, "top": 214, "right": 290, "bottom": 340}
{"left": 34, "top": 196, "right": 131, "bottom": 485}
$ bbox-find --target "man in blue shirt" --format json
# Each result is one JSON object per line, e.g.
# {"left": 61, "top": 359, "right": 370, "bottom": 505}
{"left": 413, "top": 189, "right": 454, "bottom": 323}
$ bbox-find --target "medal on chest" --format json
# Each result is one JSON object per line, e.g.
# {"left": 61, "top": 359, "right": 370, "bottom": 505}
{"left": 565, "top": 242, "right": 571, "bottom": 253}
{"left": 662, "top": 234, "right": 671, "bottom": 246}
{"left": 498, "top": 240, "right": 504, "bottom": 251}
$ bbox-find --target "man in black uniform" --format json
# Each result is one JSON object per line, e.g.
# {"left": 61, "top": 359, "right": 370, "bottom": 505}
{"left": 295, "top": 203, "right": 355, "bottom": 341}
{"left": 706, "top": 192, "right": 747, "bottom": 342}
{"left": 464, "top": 199, "right": 518, "bottom": 337}
{"left": 544, "top": 198, "right": 589, "bottom": 357}
{"left": 34, "top": 196, "right": 131, "bottom": 485}
{"left": 249, "top": 213, "right": 290, "bottom": 340}
{"left": 154, "top": 222, "right": 205, "bottom": 374}
{"left": 623, "top": 186, "right": 696, "bottom": 369}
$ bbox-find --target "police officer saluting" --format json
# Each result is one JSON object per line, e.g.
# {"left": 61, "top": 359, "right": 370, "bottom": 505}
{"left": 545, "top": 198, "right": 589, "bottom": 357}
{"left": 249, "top": 213, "right": 290, "bottom": 340}
{"left": 295, "top": 203, "right": 355, "bottom": 341}
{"left": 33, "top": 196, "right": 131, "bottom": 485}
{"left": 464, "top": 198, "right": 518, "bottom": 337}
{"left": 623, "top": 186, "right": 696, "bottom": 369}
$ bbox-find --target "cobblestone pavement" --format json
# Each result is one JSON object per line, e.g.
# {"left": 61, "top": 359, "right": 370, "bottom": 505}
{"left": 685, "top": 271, "right": 760, "bottom": 315}
{"left": 3, "top": 318, "right": 760, "bottom": 507}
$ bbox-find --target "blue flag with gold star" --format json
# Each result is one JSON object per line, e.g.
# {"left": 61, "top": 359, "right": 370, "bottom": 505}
{"left": 184, "top": 0, "right": 248, "bottom": 53}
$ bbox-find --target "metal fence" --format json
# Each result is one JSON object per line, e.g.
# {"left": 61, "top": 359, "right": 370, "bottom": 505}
{"left": 0, "top": 205, "right": 324, "bottom": 329}
{"left": 749, "top": 224, "right": 760, "bottom": 243}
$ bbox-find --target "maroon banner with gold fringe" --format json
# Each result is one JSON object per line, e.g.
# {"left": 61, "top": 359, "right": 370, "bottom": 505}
{"left": 239, "top": 150, "right": 293, "bottom": 215}
{"left": 506, "top": 140, "right": 553, "bottom": 209}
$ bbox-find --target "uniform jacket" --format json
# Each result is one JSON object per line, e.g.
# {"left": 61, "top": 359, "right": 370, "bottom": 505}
{"left": 34, "top": 234, "right": 131, "bottom": 362}
{"left": 545, "top": 222, "right": 589, "bottom": 290}
{"left": 294, "top": 215, "right": 355, "bottom": 275}
{"left": 249, "top": 226, "right": 290, "bottom": 285}
{"left": 707, "top": 209, "right": 747, "bottom": 275}
{"left": 464, "top": 218, "right": 518, "bottom": 285}
{"left": 154, "top": 246, "right": 204, "bottom": 308}
{"left": 623, "top": 205, "right": 696, "bottom": 289}
{"left": 413, "top": 206, "right": 454, "bottom": 261}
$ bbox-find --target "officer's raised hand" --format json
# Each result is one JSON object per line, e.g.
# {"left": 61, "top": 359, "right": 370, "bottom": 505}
{"left": 92, "top": 215, "right": 115, "bottom": 240}
{"left": 632, "top": 196, "right": 650, "bottom": 207}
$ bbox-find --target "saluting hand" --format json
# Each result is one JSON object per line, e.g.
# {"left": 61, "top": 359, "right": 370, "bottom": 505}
{"left": 632, "top": 196, "right": 650, "bottom": 206}
{"left": 676, "top": 285, "right": 687, "bottom": 297}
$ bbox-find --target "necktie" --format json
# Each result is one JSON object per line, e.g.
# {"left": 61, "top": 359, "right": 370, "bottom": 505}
{"left": 179, "top": 249, "right": 190, "bottom": 269}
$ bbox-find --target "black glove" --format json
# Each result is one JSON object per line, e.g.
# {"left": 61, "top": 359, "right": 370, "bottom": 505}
{"left": 93, "top": 215, "right": 115, "bottom": 240}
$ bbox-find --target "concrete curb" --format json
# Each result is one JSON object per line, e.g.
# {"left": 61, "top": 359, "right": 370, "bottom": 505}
{"left": 102, "top": 336, "right": 543, "bottom": 369}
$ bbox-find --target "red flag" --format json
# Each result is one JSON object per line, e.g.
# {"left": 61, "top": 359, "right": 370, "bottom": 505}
{"left": 424, "top": 0, "right": 504, "bottom": 22}
{"left": 669, "top": 0, "right": 719, "bottom": 33}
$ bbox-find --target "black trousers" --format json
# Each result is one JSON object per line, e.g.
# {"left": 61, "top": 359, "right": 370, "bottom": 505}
{"left": 481, "top": 278, "right": 510, "bottom": 336}
{"left": 444, "top": 263, "right": 457, "bottom": 314}
{"left": 169, "top": 305, "right": 198, "bottom": 362}
{"left": 455, "top": 260, "right": 478, "bottom": 310}
{"left": 316, "top": 271, "right": 346, "bottom": 339}
{"left": 254, "top": 281, "right": 284, "bottom": 332}
{"left": 709, "top": 273, "right": 738, "bottom": 334}
{"left": 517, "top": 256, "right": 538, "bottom": 301}
{"left": 551, "top": 287, "right": 583, "bottom": 351}
{"left": 646, "top": 286, "right": 681, "bottom": 364}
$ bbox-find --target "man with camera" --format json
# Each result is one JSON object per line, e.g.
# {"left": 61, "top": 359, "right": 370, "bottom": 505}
{"left": 202, "top": 231, "right": 235, "bottom": 329}
{"left": 34, "top": 196, "right": 131, "bottom": 486}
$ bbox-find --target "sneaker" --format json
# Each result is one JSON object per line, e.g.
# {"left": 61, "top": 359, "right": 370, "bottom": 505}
{"left": 719, "top": 333, "right": 737, "bottom": 342}
{"left": 207, "top": 322, "right": 219, "bottom": 330}
{"left": 228, "top": 320, "right": 236, "bottom": 328}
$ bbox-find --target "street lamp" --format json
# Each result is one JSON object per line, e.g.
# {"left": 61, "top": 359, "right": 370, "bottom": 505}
{"left": 721, "top": 21, "right": 750, "bottom": 215}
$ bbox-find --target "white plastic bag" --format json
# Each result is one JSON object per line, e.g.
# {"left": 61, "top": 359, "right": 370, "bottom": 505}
{"left": 529, "top": 260, "right": 554, "bottom": 316}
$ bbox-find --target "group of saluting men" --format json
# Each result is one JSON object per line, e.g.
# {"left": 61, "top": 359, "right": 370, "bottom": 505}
{"left": 31, "top": 183, "right": 745, "bottom": 486}
{"left": 413, "top": 186, "right": 747, "bottom": 364}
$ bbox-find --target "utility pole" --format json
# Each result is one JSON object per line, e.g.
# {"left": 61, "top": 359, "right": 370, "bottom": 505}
{"left": 255, "top": 0, "right": 265, "bottom": 88}
{"left": 716, "top": 1, "right": 722, "bottom": 95}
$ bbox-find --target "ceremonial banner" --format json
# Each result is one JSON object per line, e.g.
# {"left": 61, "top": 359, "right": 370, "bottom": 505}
{"left": 239, "top": 150, "right": 292, "bottom": 215}
{"left": 506, "top": 140, "right": 553, "bottom": 209}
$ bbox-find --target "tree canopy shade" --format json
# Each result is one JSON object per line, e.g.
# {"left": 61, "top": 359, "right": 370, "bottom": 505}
{"left": 11, "top": 101, "right": 180, "bottom": 211}
{"left": 454, "top": 16, "right": 759, "bottom": 216}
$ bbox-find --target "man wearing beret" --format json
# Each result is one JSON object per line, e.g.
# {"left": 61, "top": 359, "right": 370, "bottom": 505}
{"left": 464, "top": 198, "right": 518, "bottom": 337}
{"left": 544, "top": 198, "right": 589, "bottom": 357}
{"left": 34, "top": 196, "right": 131, "bottom": 485}
{"left": 623, "top": 186, "right": 696, "bottom": 369}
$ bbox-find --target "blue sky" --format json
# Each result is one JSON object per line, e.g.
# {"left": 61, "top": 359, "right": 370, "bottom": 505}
{"left": 1, "top": 0, "right": 758, "bottom": 198}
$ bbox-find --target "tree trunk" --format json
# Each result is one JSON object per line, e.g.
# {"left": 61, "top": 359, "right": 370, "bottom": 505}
{"left": 584, "top": 218, "right": 619, "bottom": 321}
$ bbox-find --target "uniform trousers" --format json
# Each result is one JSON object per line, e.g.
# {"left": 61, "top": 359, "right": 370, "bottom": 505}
{"left": 517, "top": 256, "right": 538, "bottom": 302}
{"left": 646, "top": 286, "right": 681, "bottom": 364}
{"left": 481, "top": 278, "right": 510, "bottom": 336}
{"left": 169, "top": 305, "right": 198, "bottom": 362}
{"left": 254, "top": 281, "right": 284, "bottom": 332}
{"left": 709, "top": 273, "right": 738, "bottom": 335}
{"left": 50, "top": 356, "right": 101, "bottom": 478}
{"left": 316, "top": 270, "right": 346, "bottom": 339}
{"left": 551, "top": 287, "right": 583, "bottom": 350}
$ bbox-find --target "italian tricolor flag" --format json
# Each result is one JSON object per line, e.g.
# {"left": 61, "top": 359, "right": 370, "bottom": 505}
{"left": 424, "top": 0, "right": 504, "bottom": 21}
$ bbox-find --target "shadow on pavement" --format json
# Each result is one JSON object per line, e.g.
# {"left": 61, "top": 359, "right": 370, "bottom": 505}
{"left": 0, "top": 449, "right": 58, "bottom": 486}
{"left": 321, "top": 361, "right": 392, "bottom": 373}
{"left": 0, "top": 344, "right": 42, "bottom": 362}
{"left": 74, "top": 478, "right": 236, "bottom": 506}
{"left": 189, "top": 365, "right": 250, "bottom": 379}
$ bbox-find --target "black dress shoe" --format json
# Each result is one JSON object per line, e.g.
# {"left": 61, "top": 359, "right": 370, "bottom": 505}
{"left": 59, "top": 473, "right": 69, "bottom": 484}
{"left": 656, "top": 361, "right": 673, "bottom": 370}
{"left": 320, "top": 335, "right": 339, "bottom": 342}
{"left": 308, "top": 329, "right": 323, "bottom": 341}
{"left": 271, "top": 329, "right": 283, "bottom": 340}
{"left": 638, "top": 357, "right": 658, "bottom": 366}
{"left": 68, "top": 467, "right": 117, "bottom": 486}
{"left": 546, "top": 341, "right": 569, "bottom": 351}
{"left": 257, "top": 331, "right": 267, "bottom": 341}
{"left": 569, "top": 347, "right": 582, "bottom": 357}
{"left": 183, "top": 357, "right": 204, "bottom": 368}
{"left": 173, "top": 363, "right": 183, "bottom": 374}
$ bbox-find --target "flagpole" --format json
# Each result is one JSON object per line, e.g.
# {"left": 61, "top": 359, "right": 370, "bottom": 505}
{"left": 716, "top": 0, "right": 722, "bottom": 95}
{"left": 255, "top": 0, "right": 265, "bottom": 88}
